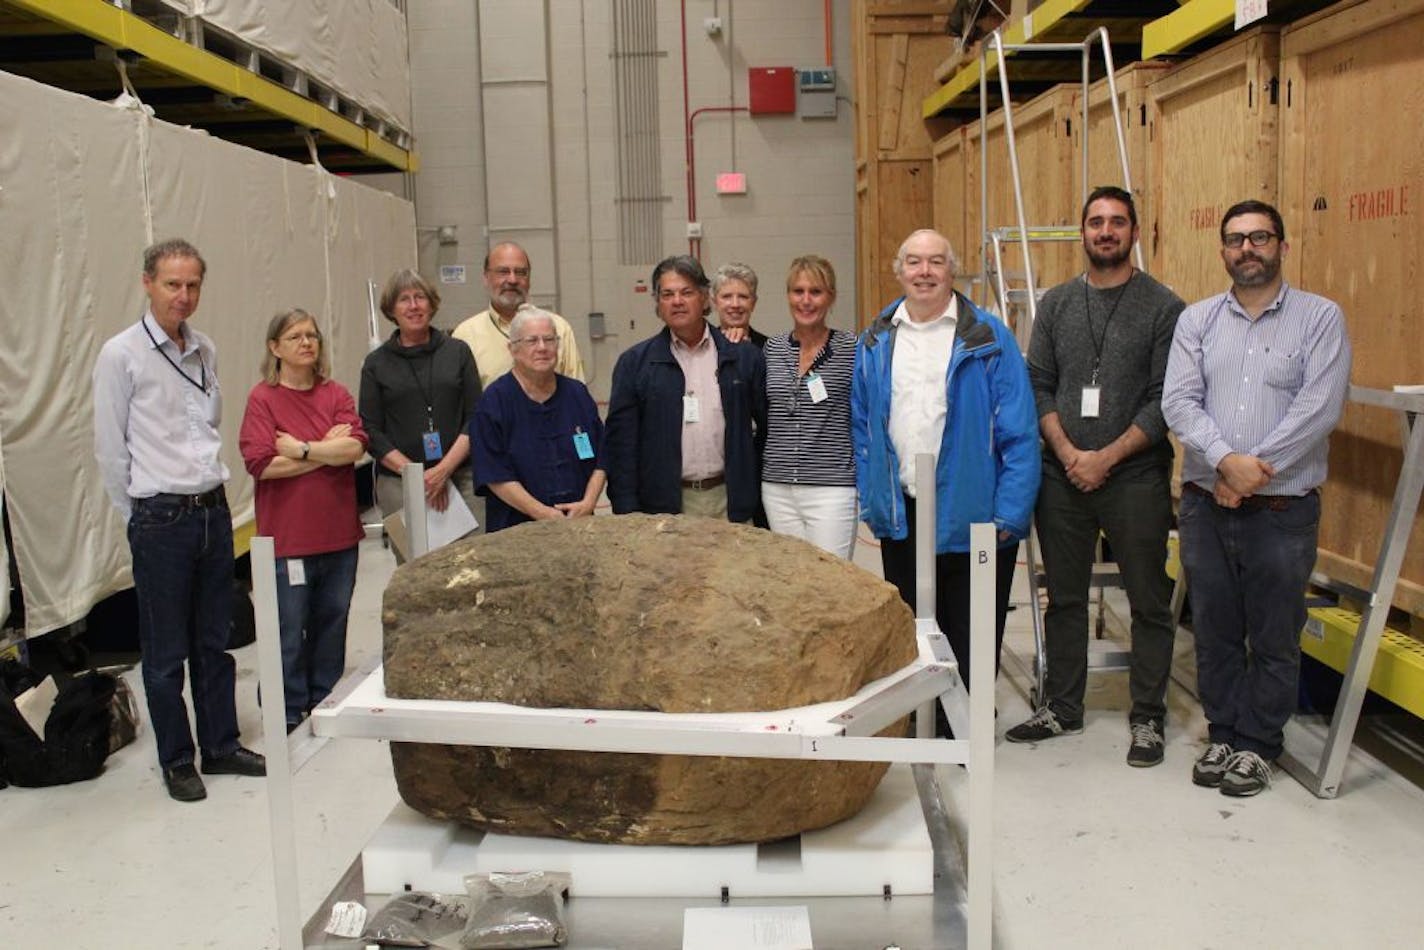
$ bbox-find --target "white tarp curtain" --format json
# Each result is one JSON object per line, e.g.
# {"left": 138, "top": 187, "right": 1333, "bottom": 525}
{"left": 187, "top": 0, "right": 413, "bottom": 131}
{"left": 0, "top": 69, "right": 415, "bottom": 637}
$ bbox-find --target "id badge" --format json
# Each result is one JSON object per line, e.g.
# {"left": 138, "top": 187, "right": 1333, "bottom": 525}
{"left": 286, "top": 558, "right": 306, "bottom": 587}
{"left": 806, "top": 372, "right": 829, "bottom": 404}
{"left": 422, "top": 429, "right": 444, "bottom": 462}
{"left": 573, "top": 429, "right": 595, "bottom": 460}
{"left": 1081, "top": 386, "right": 1101, "bottom": 419}
{"left": 683, "top": 394, "right": 701, "bottom": 424}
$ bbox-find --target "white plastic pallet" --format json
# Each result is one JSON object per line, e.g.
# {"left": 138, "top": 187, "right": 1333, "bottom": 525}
{"left": 362, "top": 763, "right": 933, "bottom": 898}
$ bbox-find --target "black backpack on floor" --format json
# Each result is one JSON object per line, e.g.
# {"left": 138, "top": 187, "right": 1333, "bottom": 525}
{"left": 0, "top": 661, "right": 117, "bottom": 788}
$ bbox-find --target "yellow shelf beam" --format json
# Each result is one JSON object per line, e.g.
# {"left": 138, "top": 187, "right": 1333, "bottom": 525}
{"left": 1141, "top": 0, "right": 1236, "bottom": 59}
{"left": 921, "top": 0, "right": 1093, "bottom": 118}
{"left": 5, "top": 0, "right": 417, "bottom": 171}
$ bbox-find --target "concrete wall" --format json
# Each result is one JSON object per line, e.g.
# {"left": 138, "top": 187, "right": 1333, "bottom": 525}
{"left": 381, "top": 0, "right": 856, "bottom": 400}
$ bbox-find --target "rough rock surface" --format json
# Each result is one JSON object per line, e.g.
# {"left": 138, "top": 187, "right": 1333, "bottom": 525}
{"left": 384, "top": 513, "right": 916, "bottom": 845}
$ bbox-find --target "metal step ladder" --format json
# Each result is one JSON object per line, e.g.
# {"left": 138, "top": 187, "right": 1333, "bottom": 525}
{"left": 975, "top": 26, "right": 1146, "bottom": 708}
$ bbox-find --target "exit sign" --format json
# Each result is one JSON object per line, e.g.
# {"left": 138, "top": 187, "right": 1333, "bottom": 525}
{"left": 715, "top": 172, "right": 747, "bottom": 194}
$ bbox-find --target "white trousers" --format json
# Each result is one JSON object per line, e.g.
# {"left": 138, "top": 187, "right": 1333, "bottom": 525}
{"left": 760, "top": 482, "right": 858, "bottom": 561}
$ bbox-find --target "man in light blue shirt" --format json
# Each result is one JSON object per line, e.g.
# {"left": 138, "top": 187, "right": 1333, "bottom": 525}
{"left": 1163, "top": 200, "right": 1351, "bottom": 798}
{"left": 93, "top": 239, "right": 265, "bottom": 802}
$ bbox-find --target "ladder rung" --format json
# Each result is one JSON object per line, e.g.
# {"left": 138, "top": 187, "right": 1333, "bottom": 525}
{"left": 992, "top": 226, "right": 1081, "bottom": 243}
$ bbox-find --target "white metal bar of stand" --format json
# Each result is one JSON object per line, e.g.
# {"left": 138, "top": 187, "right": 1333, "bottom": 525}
{"left": 252, "top": 537, "right": 304, "bottom": 950}
{"left": 1279, "top": 386, "right": 1424, "bottom": 797}
{"left": 401, "top": 462, "right": 428, "bottom": 559}
{"left": 967, "top": 521, "right": 997, "bottom": 950}
{"left": 914, "top": 454, "right": 938, "bottom": 740}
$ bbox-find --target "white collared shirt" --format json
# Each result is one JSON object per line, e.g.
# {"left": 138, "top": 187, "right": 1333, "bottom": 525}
{"left": 669, "top": 322, "right": 726, "bottom": 481}
{"left": 92, "top": 311, "right": 228, "bottom": 520}
{"left": 889, "top": 296, "right": 958, "bottom": 497}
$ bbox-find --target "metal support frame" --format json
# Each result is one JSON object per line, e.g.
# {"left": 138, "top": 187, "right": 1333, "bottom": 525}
{"left": 253, "top": 455, "right": 1000, "bottom": 948}
{"left": 978, "top": 26, "right": 1142, "bottom": 340}
{"left": 1278, "top": 386, "right": 1424, "bottom": 798}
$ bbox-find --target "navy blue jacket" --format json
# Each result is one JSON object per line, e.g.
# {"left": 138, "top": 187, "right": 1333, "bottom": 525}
{"left": 605, "top": 324, "right": 767, "bottom": 521}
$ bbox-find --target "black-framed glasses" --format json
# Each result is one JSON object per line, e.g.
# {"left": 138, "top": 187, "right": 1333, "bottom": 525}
{"left": 1222, "top": 230, "right": 1278, "bottom": 249}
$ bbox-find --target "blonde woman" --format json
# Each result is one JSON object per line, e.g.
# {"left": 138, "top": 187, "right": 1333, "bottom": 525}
{"left": 239, "top": 309, "right": 366, "bottom": 731}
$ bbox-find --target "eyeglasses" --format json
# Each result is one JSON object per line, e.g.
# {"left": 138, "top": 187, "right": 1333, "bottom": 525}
{"left": 516, "top": 334, "right": 558, "bottom": 348}
{"left": 280, "top": 332, "right": 320, "bottom": 344}
{"left": 395, "top": 292, "right": 429, "bottom": 305}
{"left": 1222, "top": 230, "right": 1279, "bottom": 249}
{"left": 488, "top": 267, "right": 531, "bottom": 279}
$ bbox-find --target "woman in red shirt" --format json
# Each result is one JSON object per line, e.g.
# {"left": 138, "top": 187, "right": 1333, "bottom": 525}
{"left": 239, "top": 309, "right": 367, "bottom": 731}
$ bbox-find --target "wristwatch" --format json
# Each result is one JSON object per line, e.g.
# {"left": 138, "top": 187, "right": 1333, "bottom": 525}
{"left": 300, "top": 442, "right": 311, "bottom": 460}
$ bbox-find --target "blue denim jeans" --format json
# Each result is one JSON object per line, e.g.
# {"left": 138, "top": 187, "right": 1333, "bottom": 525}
{"left": 1178, "top": 489, "right": 1320, "bottom": 759}
{"left": 275, "top": 547, "right": 359, "bottom": 725}
{"left": 127, "top": 495, "right": 240, "bottom": 769}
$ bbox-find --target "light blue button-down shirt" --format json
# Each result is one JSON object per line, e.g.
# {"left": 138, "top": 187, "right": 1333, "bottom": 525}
{"left": 1162, "top": 282, "right": 1351, "bottom": 496}
{"left": 92, "top": 312, "right": 229, "bottom": 520}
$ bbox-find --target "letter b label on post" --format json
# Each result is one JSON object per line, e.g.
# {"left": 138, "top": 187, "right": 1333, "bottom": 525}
{"left": 978, "top": 551, "right": 988, "bottom": 564}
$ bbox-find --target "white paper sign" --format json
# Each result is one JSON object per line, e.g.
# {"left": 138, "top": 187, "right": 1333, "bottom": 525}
{"left": 683, "top": 906, "right": 813, "bottom": 950}
{"left": 425, "top": 485, "right": 480, "bottom": 551}
{"left": 1236, "top": 0, "right": 1268, "bottom": 30}
{"left": 439, "top": 264, "right": 468, "bottom": 284}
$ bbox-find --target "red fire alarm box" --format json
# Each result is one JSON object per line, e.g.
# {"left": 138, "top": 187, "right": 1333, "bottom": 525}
{"left": 748, "top": 67, "right": 796, "bottom": 115}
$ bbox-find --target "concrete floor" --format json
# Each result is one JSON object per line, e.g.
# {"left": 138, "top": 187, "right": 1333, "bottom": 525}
{"left": 3, "top": 521, "right": 1424, "bottom": 948}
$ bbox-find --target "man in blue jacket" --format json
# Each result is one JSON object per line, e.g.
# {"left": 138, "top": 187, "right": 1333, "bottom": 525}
{"left": 853, "top": 229, "right": 1040, "bottom": 729}
{"left": 605, "top": 255, "right": 767, "bottom": 522}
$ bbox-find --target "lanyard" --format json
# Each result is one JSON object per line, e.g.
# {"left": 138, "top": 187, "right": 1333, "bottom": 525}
{"left": 490, "top": 311, "right": 510, "bottom": 339}
{"left": 1083, "top": 270, "right": 1134, "bottom": 385}
{"left": 141, "top": 319, "right": 208, "bottom": 393}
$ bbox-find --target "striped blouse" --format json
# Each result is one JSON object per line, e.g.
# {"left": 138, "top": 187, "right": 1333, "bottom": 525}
{"left": 761, "top": 328, "right": 857, "bottom": 487}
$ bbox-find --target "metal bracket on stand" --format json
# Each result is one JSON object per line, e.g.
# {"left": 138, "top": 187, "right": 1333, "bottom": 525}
{"left": 1279, "top": 386, "right": 1424, "bottom": 798}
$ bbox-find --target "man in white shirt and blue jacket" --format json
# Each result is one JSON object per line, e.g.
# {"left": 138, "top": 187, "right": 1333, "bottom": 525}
{"left": 853, "top": 228, "right": 1040, "bottom": 735}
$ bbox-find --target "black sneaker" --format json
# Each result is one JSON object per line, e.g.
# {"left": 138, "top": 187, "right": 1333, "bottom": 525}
{"left": 1219, "top": 750, "right": 1273, "bottom": 797}
{"left": 201, "top": 746, "right": 267, "bottom": 777}
{"left": 163, "top": 764, "right": 207, "bottom": 802}
{"left": 1005, "top": 707, "right": 1083, "bottom": 743}
{"left": 1126, "top": 721, "right": 1165, "bottom": 767}
{"left": 1191, "top": 741, "right": 1234, "bottom": 787}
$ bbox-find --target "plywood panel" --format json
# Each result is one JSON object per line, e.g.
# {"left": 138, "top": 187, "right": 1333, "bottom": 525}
{"left": 1145, "top": 28, "right": 1280, "bottom": 305}
{"left": 931, "top": 127, "right": 968, "bottom": 274}
{"left": 1072, "top": 60, "right": 1171, "bottom": 240}
{"left": 1280, "top": 0, "right": 1424, "bottom": 610}
{"left": 872, "top": 160, "right": 933, "bottom": 313}
{"left": 964, "top": 84, "right": 1077, "bottom": 295}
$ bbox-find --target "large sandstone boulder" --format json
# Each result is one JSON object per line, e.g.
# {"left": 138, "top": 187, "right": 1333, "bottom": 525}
{"left": 384, "top": 514, "right": 916, "bottom": 845}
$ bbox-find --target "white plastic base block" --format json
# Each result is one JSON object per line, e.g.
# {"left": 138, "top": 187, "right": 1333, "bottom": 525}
{"left": 362, "top": 763, "right": 932, "bottom": 898}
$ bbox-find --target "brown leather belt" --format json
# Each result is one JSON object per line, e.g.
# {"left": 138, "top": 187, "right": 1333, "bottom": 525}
{"left": 681, "top": 474, "right": 725, "bottom": 491}
{"left": 1183, "top": 481, "right": 1312, "bottom": 512}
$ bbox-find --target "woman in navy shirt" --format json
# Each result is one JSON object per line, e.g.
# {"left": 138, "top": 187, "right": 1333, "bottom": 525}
{"left": 471, "top": 309, "right": 605, "bottom": 531}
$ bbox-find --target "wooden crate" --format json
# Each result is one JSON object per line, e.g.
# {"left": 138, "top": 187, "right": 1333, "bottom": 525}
{"left": 963, "top": 84, "right": 1078, "bottom": 297}
{"left": 1145, "top": 27, "right": 1281, "bottom": 305}
{"left": 851, "top": 0, "right": 955, "bottom": 326}
{"left": 931, "top": 125, "right": 969, "bottom": 282}
{"left": 1070, "top": 60, "right": 1172, "bottom": 238}
{"left": 1278, "top": 0, "right": 1424, "bottom": 613}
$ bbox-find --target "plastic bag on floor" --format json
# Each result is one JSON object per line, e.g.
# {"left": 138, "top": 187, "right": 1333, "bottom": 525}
{"left": 362, "top": 891, "right": 469, "bottom": 949}
{"left": 461, "top": 871, "right": 570, "bottom": 949}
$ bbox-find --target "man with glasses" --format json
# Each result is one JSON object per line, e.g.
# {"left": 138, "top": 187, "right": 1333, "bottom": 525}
{"left": 852, "top": 229, "right": 1039, "bottom": 734}
{"left": 93, "top": 238, "right": 265, "bottom": 802}
{"left": 1005, "top": 187, "right": 1185, "bottom": 768}
{"left": 453, "top": 242, "right": 585, "bottom": 389}
{"left": 605, "top": 255, "right": 766, "bottom": 521}
{"left": 1163, "top": 200, "right": 1351, "bottom": 797}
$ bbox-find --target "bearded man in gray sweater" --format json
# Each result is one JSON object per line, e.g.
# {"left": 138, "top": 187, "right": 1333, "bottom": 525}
{"left": 1006, "top": 186, "right": 1185, "bottom": 768}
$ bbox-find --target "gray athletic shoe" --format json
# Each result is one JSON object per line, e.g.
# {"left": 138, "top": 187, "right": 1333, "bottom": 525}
{"left": 1192, "top": 741, "right": 1234, "bottom": 787}
{"left": 1005, "top": 707, "right": 1083, "bottom": 743}
{"left": 1126, "top": 721, "right": 1165, "bottom": 767}
{"left": 1219, "top": 750, "right": 1273, "bottom": 797}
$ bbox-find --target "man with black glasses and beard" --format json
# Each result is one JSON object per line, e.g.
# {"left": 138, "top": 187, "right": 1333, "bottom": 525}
{"left": 1006, "top": 186, "right": 1185, "bottom": 769}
